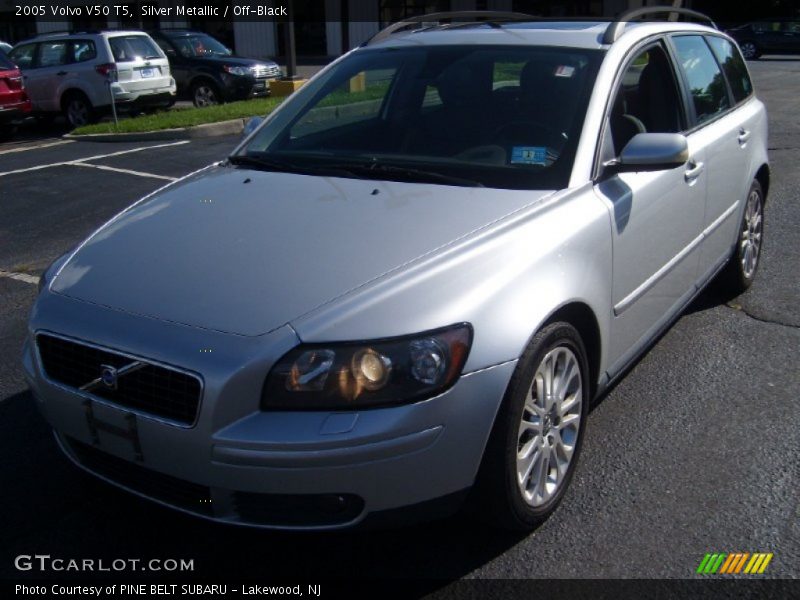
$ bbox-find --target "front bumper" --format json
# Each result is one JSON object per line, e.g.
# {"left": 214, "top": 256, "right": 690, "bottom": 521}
{"left": 23, "top": 292, "right": 514, "bottom": 530}
{"left": 222, "top": 74, "right": 278, "bottom": 100}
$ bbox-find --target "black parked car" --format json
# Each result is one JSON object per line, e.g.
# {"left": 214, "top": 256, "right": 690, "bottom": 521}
{"left": 727, "top": 19, "right": 800, "bottom": 59}
{"left": 149, "top": 30, "right": 281, "bottom": 107}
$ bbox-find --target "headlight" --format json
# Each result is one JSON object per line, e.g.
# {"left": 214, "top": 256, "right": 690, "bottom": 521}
{"left": 223, "top": 65, "right": 250, "bottom": 76}
{"left": 262, "top": 324, "right": 473, "bottom": 410}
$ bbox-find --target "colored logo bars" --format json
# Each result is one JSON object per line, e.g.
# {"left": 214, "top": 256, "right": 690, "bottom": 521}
{"left": 696, "top": 552, "right": 773, "bottom": 575}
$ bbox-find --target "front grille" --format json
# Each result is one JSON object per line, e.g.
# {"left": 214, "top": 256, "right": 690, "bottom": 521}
{"left": 37, "top": 333, "right": 202, "bottom": 426}
{"left": 65, "top": 436, "right": 213, "bottom": 516}
{"left": 233, "top": 492, "right": 364, "bottom": 527}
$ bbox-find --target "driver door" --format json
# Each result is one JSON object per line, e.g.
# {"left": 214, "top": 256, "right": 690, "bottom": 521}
{"left": 594, "top": 41, "right": 706, "bottom": 376}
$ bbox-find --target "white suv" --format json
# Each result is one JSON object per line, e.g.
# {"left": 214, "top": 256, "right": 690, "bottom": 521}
{"left": 9, "top": 30, "right": 176, "bottom": 127}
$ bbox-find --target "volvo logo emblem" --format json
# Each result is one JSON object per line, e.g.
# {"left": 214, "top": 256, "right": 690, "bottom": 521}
{"left": 100, "top": 365, "right": 119, "bottom": 390}
{"left": 80, "top": 360, "right": 145, "bottom": 393}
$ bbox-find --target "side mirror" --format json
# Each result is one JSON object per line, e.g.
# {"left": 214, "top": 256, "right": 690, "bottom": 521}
{"left": 242, "top": 116, "right": 263, "bottom": 139}
{"left": 615, "top": 133, "right": 689, "bottom": 173}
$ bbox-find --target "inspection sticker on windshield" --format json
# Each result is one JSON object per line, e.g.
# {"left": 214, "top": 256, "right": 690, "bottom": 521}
{"left": 511, "top": 146, "right": 548, "bottom": 166}
{"left": 554, "top": 65, "right": 575, "bottom": 78}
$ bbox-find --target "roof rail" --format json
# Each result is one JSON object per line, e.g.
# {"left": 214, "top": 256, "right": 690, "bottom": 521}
{"left": 602, "top": 6, "right": 717, "bottom": 45}
{"left": 366, "top": 10, "right": 535, "bottom": 46}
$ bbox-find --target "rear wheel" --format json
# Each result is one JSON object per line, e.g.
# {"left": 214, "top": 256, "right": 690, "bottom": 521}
{"left": 62, "top": 92, "right": 95, "bottom": 128}
{"left": 718, "top": 180, "right": 764, "bottom": 294}
{"left": 739, "top": 41, "right": 761, "bottom": 60}
{"left": 476, "top": 321, "right": 589, "bottom": 530}
{"left": 192, "top": 80, "right": 221, "bottom": 108}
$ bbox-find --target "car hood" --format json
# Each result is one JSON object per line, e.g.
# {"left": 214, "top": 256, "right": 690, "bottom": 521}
{"left": 51, "top": 166, "right": 551, "bottom": 336}
{"left": 188, "top": 55, "right": 276, "bottom": 68}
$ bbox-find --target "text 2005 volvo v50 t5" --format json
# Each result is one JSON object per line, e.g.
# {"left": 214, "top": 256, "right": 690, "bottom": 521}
{"left": 24, "top": 9, "right": 769, "bottom": 530}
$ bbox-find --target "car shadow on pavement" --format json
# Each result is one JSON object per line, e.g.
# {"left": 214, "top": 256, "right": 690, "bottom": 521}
{"left": 0, "top": 388, "right": 530, "bottom": 589}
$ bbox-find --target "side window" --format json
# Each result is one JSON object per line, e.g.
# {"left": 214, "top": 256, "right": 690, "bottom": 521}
{"left": 71, "top": 40, "right": 97, "bottom": 63}
{"left": 608, "top": 44, "right": 684, "bottom": 156}
{"left": 38, "top": 41, "right": 68, "bottom": 67}
{"left": 705, "top": 36, "right": 753, "bottom": 104}
{"left": 9, "top": 43, "right": 37, "bottom": 69}
{"left": 290, "top": 68, "right": 396, "bottom": 139}
{"left": 672, "top": 36, "right": 730, "bottom": 125}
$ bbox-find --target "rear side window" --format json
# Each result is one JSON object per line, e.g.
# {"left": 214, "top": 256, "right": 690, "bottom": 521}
{"left": 109, "top": 35, "right": 162, "bottom": 62}
{"left": 38, "top": 42, "right": 68, "bottom": 67}
{"left": 71, "top": 40, "right": 97, "bottom": 63}
{"left": 9, "top": 43, "right": 36, "bottom": 68}
{"left": 705, "top": 36, "right": 753, "bottom": 104}
{"left": 672, "top": 35, "right": 730, "bottom": 125}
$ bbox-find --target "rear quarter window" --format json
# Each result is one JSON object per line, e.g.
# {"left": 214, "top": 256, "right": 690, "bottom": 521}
{"left": 109, "top": 35, "right": 162, "bottom": 62}
{"left": 71, "top": 40, "right": 97, "bottom": 63}
{"left": 705, "top": 36, "right": 753, "bottom": 104}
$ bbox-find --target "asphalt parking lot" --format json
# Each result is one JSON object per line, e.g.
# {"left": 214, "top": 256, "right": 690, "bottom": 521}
{"left": 0, "top": 58, "right": 798, "bottom": 586}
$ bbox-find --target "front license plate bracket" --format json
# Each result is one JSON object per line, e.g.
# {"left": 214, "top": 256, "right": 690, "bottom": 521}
{"left": 82, "top": 399, "right": 144, "bottom": 461}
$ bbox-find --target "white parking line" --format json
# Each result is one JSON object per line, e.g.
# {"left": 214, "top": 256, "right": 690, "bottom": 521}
{"left": 0, "top": 140, "right": 190, "bottom": 178}
{"left": 0, "top": 139, "right": 75, "bottom": 155}
{"left": 0, "top": 269, "right": 39, "bottom": 286}
{"left": 70, "top": 162, "right": 177, "bottom": 181}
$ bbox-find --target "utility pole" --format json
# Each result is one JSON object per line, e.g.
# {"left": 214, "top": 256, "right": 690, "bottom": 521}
{"left": 283, "top": 0, "right": 298, "bottom": 80}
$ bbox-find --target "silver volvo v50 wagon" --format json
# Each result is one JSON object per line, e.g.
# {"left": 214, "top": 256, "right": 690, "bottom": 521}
{"left": 24, "top": 8, "right": 769, "bottom": 530}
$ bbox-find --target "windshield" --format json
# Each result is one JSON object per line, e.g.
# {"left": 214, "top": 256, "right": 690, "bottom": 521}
{"left": 237, "top": 45, "right": 602, "bottom": 190}
{"left": 173, "top": 34, "right": 231, "bottom": 58}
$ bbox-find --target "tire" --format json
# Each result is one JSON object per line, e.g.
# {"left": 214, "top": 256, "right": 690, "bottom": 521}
{"left": 475, "top": 321, "right": 590, "bottom": 530}
{"left": 739, "top": 41, "right": 761, "bottom": 60}
{"left": 717, "top": 179, "right": 764, "bottom": 294}
{"left": 62, "top": 92, "right": 95, "bottom": 128}
{"left": 0, "top": 125, "right": 16, "bottom": 141}
{"left": 192, "top": 80, "right": 221, "bottom": 108}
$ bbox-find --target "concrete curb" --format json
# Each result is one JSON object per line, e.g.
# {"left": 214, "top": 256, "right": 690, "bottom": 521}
{"left": 64, "top": 117, "right": 246, "bottom": 142}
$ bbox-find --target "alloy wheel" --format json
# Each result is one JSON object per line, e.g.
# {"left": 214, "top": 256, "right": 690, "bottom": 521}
{"left": 740, "top": 42, "right": 757, "bottom": 59}
{"left": 194, "top": 85, "right": 219, "bottom": 107}
{"left": 516, "top": 346, "right": 583, "bottom": 507}
{"left": 741, "top": 188, "right": 763, "bottom": 279}
{"left": 67, "top": 99, "right": 90, "bottom": 127}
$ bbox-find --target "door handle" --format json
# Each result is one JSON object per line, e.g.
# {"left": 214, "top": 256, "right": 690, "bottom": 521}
{"left": 56, "top": 71, "right": 67, "bottom": 76}
{"left": 738, "top": 128, "right": 751, "bottom": 145}
{"left": 684, "top": 160, "right": 704, "bottom": 183}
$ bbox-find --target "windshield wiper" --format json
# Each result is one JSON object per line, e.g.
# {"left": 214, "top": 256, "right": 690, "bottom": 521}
{"left": 324, "top": 162, "right": 484, "bottom": 188}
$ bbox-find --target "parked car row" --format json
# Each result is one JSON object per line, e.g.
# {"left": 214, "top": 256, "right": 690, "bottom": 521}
{"left": 727, "top": 19, "right": 800, "bottom": 59}
{"left": 0, "top": 29, "right": 281, "bottom": 135}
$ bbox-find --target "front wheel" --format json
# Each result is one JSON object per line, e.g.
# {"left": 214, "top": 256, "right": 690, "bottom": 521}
{"left": 718, "top": 179, "right": 764, "bottom": 294}
{"left": 475, "top": 321, "right": 589, "bottom": 530}
{"left": 192, "top": 81, "right": 221, "bottom": 108}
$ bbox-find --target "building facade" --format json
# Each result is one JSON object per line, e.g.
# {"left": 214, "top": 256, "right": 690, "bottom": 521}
{"left": 2, "top": 0, "right": 793, "bottom": 59}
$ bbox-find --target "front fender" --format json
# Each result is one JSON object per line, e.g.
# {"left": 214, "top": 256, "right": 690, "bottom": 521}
{"left": 291, "top": 184, "right": 613, "bottom": 381}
